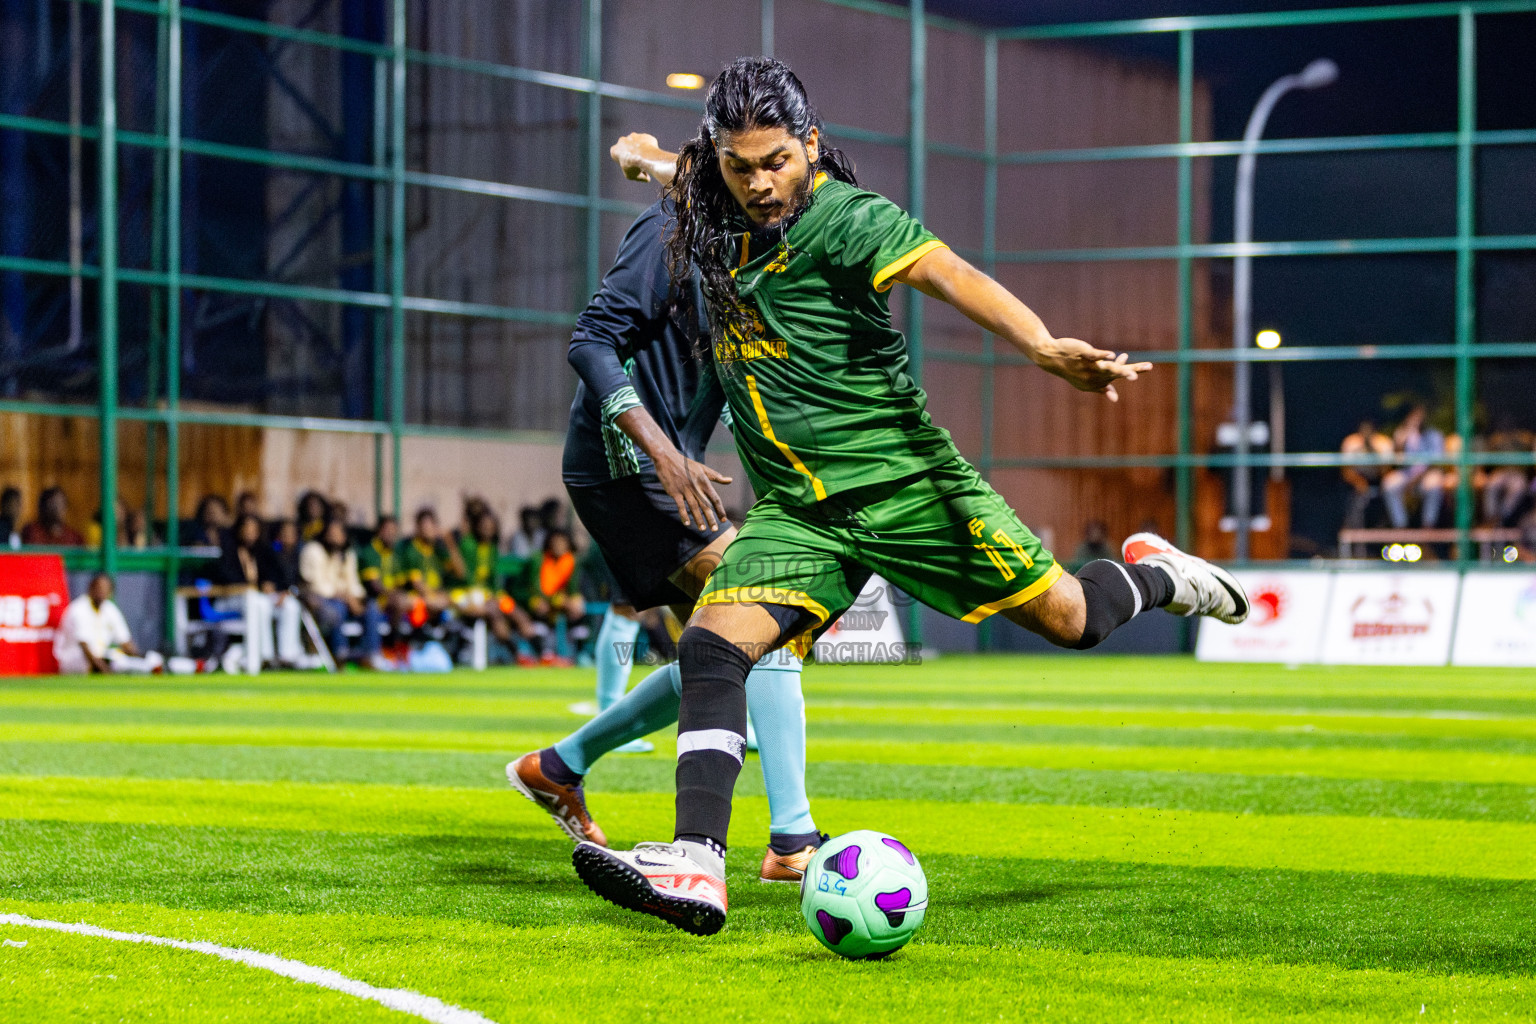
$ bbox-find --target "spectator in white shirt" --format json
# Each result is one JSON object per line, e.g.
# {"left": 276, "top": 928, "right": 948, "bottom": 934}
{"left": 300, "top": 517, "right": 383, "bottom": 664}
{"left": 54, "top": 574, "right": 164, "bottom": 675}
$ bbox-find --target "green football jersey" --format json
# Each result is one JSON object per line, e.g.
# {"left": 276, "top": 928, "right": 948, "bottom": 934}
{"left": 458, "top": 536, "right": 501, "bottom": 590}
{"left": 396, "top": 536, "right": 458, "bottom": 591}
{"left": 357, "top": 537, "right": 403, "bottom": 591}
{"left": 715, "top": 173, "right": 959, "bottom": 506}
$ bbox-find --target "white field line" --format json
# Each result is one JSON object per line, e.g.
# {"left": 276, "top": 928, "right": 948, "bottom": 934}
{"left": 0, "top": 914, "right": 500, "bottom": 1024}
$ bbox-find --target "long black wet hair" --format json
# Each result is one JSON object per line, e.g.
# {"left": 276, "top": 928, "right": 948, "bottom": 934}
{"left": 664, "top": 57, "right": 857, "bottom": 349}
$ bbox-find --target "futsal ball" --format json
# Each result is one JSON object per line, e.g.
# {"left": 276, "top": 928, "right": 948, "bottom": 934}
{"left": 800, "top": 829, "right": 928, "bottom": 959}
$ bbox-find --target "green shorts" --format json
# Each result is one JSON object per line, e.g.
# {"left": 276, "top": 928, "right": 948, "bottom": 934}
{"left": 697, "top": 460, "right": 1061, "bottom": 653}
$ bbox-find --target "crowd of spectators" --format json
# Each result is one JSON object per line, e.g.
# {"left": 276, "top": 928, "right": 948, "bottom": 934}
{"left": 1340, "top": 403, "right": 1536, "bottom": 542}
{"left": 0, "top": 481, "right": 604, "bottom": 669}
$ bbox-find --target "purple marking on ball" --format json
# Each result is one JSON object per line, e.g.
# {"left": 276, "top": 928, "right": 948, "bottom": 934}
{"left": 830, "top": 844, "right": 861, "bottom": 880}
{"left": 816, "top": 909, "right": 854, "bottom": 946}
{"left": 882, "top": 837, "right": 916, "bottom": 865}
{"left": 875, "top": 887, "right": 913, "bottom": 928}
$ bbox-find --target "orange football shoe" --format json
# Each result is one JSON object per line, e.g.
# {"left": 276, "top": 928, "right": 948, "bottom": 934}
{"left": 506, "top": 751, "right": 608, "bottom": 847}
{"left": 759, "top": 843, "right": 820, "bottom": 884}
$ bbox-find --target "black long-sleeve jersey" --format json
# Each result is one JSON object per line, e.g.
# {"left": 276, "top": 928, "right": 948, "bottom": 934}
{"left": 562, "top": 199, "right": 726, "bottom": 486}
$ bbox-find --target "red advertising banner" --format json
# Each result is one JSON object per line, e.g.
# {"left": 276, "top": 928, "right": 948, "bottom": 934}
{"left": 0, "top": 554, "right": 70, "bottom": 675}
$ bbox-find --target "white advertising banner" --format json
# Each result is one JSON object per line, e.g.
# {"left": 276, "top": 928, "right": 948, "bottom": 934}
{"left": 814, "top": 574, "right": 909, "bottom": 663}
{"left": 1451, "top": 571, "right": 1536, "bottom": 667}
{"left": 1195, "top": 571, "right": 1334, "bottom": 663}
{"left": 1320, "top": 571, "right": 1461, "bottom": 666}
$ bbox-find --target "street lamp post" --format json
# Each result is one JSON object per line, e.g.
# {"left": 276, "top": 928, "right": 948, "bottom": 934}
{"left": 1232, "top": 58, "right": 1338, "bottom": 560}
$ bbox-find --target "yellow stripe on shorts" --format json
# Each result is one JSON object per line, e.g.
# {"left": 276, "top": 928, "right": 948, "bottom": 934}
{"left": 696, "top": 587, "right": 827, "bottom": 659}
{"left": 960, "top": 561, "right": 1065, "bottom": 623}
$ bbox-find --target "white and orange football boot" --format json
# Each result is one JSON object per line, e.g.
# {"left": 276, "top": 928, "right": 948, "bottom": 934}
{"left": 572, "top": 841, "right": 727, "bottom": 936}
{"left": 1122, "top": 532, "right": 1249, "bottom": 625}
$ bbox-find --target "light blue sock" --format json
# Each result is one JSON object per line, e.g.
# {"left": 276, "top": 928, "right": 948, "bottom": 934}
{"left": 746, "top": 650, "right": 815, "bottom": 837}
{"left": 553, "top": 662, "right": 679, "bottom": 775}
{"left": 594, "top": 610, "right": 641, "bottom": 710}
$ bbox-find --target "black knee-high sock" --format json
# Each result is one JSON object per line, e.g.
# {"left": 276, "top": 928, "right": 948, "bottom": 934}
{"left": 674, "top": 626, "right": 755, "bottom": 852}
{"left": 1074, "top": 560, "right": 1175, "bottom": 650}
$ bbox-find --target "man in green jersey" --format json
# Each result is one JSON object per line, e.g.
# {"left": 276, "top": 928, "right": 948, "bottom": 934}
{"left": 571, "top": 57, "right": 1249, "bottom": 937}
{"left": 397, "top": 507, "right": 464, "bottom": 619}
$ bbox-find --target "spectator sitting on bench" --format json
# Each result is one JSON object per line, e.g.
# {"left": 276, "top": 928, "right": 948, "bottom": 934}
{"left": 85, "top": 495, "right": 129, "bottom": 548}
{"left": 296, "top": 490, "right": 330, "bottom": 544}
{"left": 123, "top": 504, "right": 157, "bottom": 548}
{"left": 1, "top": 486, "right": 21, "bottom": 548}
{"left": 269, "top": 518, "right": 303, "bottom": 588}
{"left": 1478, "top": 414, "right": 1534, "bottom": 527}
{"left": 21, "top": 487, "right": 85, "bottom": 547}
{"left": 214, "top": 512, "right": 303, "bottom": 667}
{"left": 1341, "top": 418, "right": 1394, "bottom": 529}
{"left": 1383, "top": 404, "right": 1447, "bottom": 529}
{"left": 183, "top": 494, "right": 230, "bottom": 548}
{"left": 358, "top": 514, "right": 407, "bottom": 623}
{"left": 300, "top": 516, "right": 384, "bottom": 666}
{"left": 506, "top": 505, "right": 544, "bottom": 561}
{"left": 453, "top": 495, "right": 489, "bottom": 549}
{"left": 456, "top": 508, "right": 539, "bottom": 664}
{"left": 517, "top": 528, "right": 588, "bottom": 666}
{"left": 54, "top": 573, "right": 163, "bottom": 675}
{"left": 235, "top": 490, "right": 262, "bottom": 523}
{"left": 397, "top": 507, "right": 463, "bottom": 630}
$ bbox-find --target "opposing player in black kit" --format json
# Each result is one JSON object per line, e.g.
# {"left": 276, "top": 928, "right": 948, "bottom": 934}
{"left": 506, "top": 136, "right": 825, "bottom": 883}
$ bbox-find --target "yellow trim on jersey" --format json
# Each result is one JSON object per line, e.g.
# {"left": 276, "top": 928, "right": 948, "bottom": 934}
{"left": 738, "top": 231, "right": 752, "bottom": 267}
{"left": 959, "top": 561, "right": 1065, "bottom": 623}
{"left": 872, "top": 239, "right": 949, "bottom": 293}
{"left": 745, "top": 374, "right": 829, "bottom": 500}
{"left": 813, "top": 170, "right": 829, "bottom": 190}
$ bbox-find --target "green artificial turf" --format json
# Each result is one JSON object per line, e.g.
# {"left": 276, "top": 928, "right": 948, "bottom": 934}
{"left": 1, "top": 657, "right": 1533, "bottom": 1022}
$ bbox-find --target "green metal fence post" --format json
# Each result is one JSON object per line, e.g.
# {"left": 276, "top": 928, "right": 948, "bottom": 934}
{"left": 1175, "top": 29, "right": 1196, "bottom": 649}
{"left": 162, "top": 0, "right": 183, "bottom": 644}
{"left": 977, "top": 31, "right": 998, "bottom": 653}
{"left": 906, "top": 0, "right": 926, "bottom": 650}
{"left": 98, "top": 0, "right": 119, "bottom": 576}
{"left": 144, "top": 8, "right": 168, "bottom": 532}
{"left": 372, "top": 57, "right": 388, "bottom": 521}
{"left": 906, "top": 0, "right": 926, "bottom": 385}
{"left": 584, "top": 0, "right": 603, "bottom": 304}
{"left": 980, "top": 33, "right": 998, "bottom": 484}
{"left": 1454, "top": 6, "right": 1476, "bottom": 564}
{"left": 389, "top": 0, "right": 406, "bottom": 517}
{"left": 1175, "top": 30, "right": 1195, "bottom": 553}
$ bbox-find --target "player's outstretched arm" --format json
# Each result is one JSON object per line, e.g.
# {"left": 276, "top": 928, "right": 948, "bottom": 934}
{"left": 610, "top": 133, "right": 679, "bottom": 185}
{"left": 614, "top": 406, "right": 732, "bottom": 531}
{"left": 894, "top": 247, "right": 1151, "bottom": 403}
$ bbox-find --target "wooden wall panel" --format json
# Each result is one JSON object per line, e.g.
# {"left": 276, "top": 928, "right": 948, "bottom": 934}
{"left": 921, "top": 37, "right": 1228, "bottom": 559}
{"left": 0, "top": 411, "right": 262, "bottom": 532}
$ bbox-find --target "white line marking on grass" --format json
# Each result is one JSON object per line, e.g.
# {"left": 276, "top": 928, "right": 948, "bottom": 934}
{"left": 0, "top": 914, "right": 499, "bottom": 1024}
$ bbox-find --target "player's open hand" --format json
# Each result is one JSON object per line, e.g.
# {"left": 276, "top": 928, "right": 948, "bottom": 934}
{"left": 655, "top": 452, "right": 733, "bottom": 531}
{"left": 1033, "top": 338, "right": 1152, "bottom": 403}
{"left": 610, "top": 132, "right": 664, "bottom": 182}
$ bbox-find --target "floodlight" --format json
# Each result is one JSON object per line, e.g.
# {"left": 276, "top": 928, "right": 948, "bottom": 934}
{"left": 1298, "top": 59, "right": 1340, "bottom": 89}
